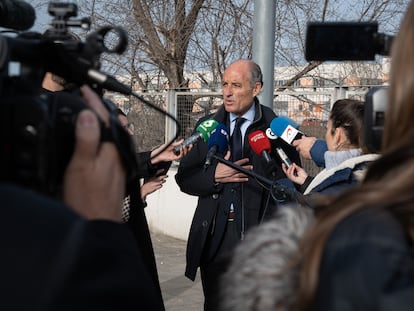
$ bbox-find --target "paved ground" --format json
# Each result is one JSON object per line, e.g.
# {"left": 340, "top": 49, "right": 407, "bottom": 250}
{"left": 152, "top": 231, "right": 204, "bottom": 311}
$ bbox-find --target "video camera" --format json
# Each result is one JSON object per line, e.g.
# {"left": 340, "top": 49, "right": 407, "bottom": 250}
{"left": 305, "top": 21, "right": 393, "bottom": 152}
{"left": 0, "top": 1, "right": 138, "bottom": 196}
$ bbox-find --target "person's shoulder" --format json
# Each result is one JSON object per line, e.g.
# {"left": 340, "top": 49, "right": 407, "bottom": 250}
{"left": 0, "top": 182, "right": 74, "bottom": 215}
{"left": 330, "top": 207, "right": 408, "bottom": 250}
{"left": 195, "top": 110, "right": 222, "bottom": 127}
{"left": 256, "top": 104, "right": 276, "bottom": 124}
{"left": 260, "top": 103, "right": 276, "bottom": 115}
{"left": 312, "top": 140, "right": 328, "bottom": 153}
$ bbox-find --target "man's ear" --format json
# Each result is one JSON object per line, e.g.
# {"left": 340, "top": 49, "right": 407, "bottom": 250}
{"left": 252, "top": 82, "right": 262, "bottom": 97}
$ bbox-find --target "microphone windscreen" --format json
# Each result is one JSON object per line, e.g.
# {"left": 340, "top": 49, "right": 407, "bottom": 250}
{"left": 270, "top": 116, "right": 302, "bottom": 145}
{"left": 208, "top": 124, "right": 229, "bottom": 153}
{"left": 196, "top": 119, "right": 219, "bottom": 141}
{"left": 248, "top": 130, "right": 271, "bottom": 155}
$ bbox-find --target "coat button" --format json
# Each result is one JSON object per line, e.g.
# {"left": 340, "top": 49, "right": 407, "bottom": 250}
{"left": 212, "top": 194, "right": 219, "bottom": 199}
{"left": 202, "top": 220, "right": 208, "bottom": 227}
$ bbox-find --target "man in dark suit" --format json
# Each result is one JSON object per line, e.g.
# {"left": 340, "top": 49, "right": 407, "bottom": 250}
{"left": 175, "top": 59, "right": 301, "bottom": 310}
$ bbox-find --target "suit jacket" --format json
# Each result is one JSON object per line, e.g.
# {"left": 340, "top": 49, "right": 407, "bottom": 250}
{"left": 175, "top": 98, "right": 301, "bottom": 280}
{"left": 0, "top": 183, "right": 165, "bottom": 311}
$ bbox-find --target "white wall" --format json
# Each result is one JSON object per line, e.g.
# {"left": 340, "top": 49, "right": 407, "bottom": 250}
{"left": 144, "top": 166, "right": 198, "bottom": 241}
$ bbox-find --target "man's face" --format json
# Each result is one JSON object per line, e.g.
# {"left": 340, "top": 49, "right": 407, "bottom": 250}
{"left": 222, "top": 61, "right": 261, "bottom": 116}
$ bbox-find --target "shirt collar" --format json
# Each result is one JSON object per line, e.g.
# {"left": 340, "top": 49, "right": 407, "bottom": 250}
{"left": 229, "top": 102, "right": 256, "bottom": 124}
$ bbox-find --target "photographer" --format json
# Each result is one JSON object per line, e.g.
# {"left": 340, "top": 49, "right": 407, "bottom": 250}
{"left": 1, "top": 86, "right": 164, "bottom": 310}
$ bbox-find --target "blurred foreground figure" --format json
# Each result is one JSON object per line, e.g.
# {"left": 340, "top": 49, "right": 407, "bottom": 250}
{"left": 0, "top": 86, "right": 165, "bottom": 310}
{"left": 220, "top": 2, "right": 414, "bottom": 310}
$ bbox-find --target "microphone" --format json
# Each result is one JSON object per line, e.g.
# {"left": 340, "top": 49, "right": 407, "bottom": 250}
{"left": 211, "top": 153, "right": 306, "bottom": 204}
{"left": 248, "top": 130, "right": 273, "bottom": 164}
{"left": 0, "top": 0, "right": 36, "bottom": 31}
{"left": 270, "top": 116, "right": 304, "bottom": 145}
{"left": 173, "top": 119, "right": 219, "bottom": 155}
{"left": 204, "top": 124, "right": 229, "bottom": 170}
{"left": 276, "top": 147, "right": 293, "bottom": 168}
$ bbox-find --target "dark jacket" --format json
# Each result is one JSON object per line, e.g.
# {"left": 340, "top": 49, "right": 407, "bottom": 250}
{"left": 302, "top": 154, "right": 379, "bottom": 196}
{"left": 310, "top": 139, "right": 328, "bottom": 167}
{"left": 136, "top": 151, "right": 171, "bottom": 178}
{"left": 0, "top": 183, "right": 165, "bottom": 311}
{"left": 315, "top": 207, "right": 414, "bottom": 311}
{"left": 125, "top": 151, "right": 169, "bottom": 304}
{"left": 175, "top": 98, "right": 301, "bottom": 281}
{"left": 220, "top": 205, "right": 414, "bottom": 311}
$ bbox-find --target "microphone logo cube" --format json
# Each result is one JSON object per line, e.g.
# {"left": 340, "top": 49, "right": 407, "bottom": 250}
{"left": 250, "top": 131, "right": 265, "bottom": 143}
{"left": 281, "top": 125, "right": 300, "bottom": 144}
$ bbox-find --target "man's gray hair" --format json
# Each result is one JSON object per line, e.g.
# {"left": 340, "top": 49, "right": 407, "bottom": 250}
{"left": 219, "top": 205, "right": 314, "bottom": 311}
{"left": 249, "top": 61, "right": 263, "bottom": 88}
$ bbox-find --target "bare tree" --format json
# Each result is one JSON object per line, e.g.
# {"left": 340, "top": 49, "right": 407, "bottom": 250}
{"left": 30, "top": 0, "right": 408, "bottom": 146}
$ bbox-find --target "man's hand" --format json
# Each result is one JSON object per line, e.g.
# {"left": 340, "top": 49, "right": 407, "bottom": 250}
{"left": 63, "top": 85, "right": 126, "bottom": 222}
{"left": 214, "top": 151, "right": 253, "bottom": 184}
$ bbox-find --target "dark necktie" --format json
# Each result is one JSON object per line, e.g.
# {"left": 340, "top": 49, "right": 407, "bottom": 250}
{"left": 231, "top": 117, "right": 246, "bottom": 161}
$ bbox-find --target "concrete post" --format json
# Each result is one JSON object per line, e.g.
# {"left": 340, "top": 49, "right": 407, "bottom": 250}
{"left": 165, "top": 89, "right": 177, "bottom": 143}
{"left": 252, "top": 0, "right": 276, "bottom": 109}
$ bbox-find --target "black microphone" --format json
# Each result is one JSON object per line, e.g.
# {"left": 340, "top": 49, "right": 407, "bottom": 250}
{"left": 211, "top": 154, "right": 306, "bottom": 204}
{"left": 204, "top": 124, "right": 229, "bottom": 170}
{"left": 0, "top": 0, "right": 36, "bottom": 31}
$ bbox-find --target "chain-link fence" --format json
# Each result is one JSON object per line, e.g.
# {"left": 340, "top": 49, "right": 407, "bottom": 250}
{"left": 107, "top": 86, "right": 374, "bottom": 175}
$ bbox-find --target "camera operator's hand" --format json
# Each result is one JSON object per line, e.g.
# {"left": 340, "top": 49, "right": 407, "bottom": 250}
{"left": 63, "top": 86, "right": 126, "bottom": 222}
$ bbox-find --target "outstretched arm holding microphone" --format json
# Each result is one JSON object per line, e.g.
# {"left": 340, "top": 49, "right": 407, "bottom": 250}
{"left": 270, "top": 115, "right": 328, "bottom": 167}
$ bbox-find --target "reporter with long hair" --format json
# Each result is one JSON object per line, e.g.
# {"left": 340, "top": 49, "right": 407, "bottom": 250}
{"left": 293, "top": 2, "right": 414, "bottom": 310}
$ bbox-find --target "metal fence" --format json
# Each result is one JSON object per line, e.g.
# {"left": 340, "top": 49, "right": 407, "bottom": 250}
{"left": 166, "top": 86, "right": 368, "bottom": 140}
{"left": 112, "top": 86, "right": 376, "bottom": 175}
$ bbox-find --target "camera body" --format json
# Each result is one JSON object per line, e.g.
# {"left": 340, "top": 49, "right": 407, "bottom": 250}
{"left": 305, "top": 22, "right": 393, "bottom": 61}
{"left": 305, "top": 21, "right": 392, "bottom": 152}
{"left": 364, "top": 86, "right": 387, "bottom": 153}
{"left": 0, "top": 2, "right": 137, "bottom": 196}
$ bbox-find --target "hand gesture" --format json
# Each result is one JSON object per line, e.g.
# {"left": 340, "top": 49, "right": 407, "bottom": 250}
{"left": 214, "top": 151, "right": 253, "bottom": 184}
